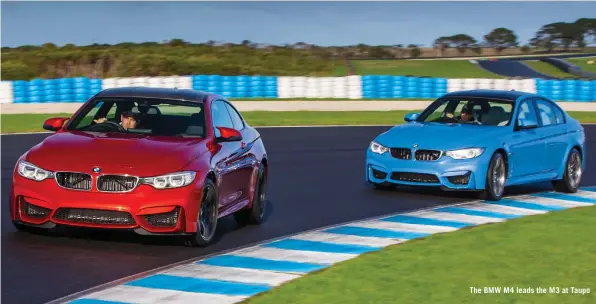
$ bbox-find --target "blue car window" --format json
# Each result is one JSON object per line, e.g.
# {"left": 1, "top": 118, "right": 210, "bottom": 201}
{"left": 536, "top": 100, "right": 557, "bottom": 126}
{"left": 517, "top": 100, "right": 538, "bottom": 124}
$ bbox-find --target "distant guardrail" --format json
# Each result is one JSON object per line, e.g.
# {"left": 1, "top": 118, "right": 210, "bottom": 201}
{"left": 0, "top": 75, "right": 595, "bottom": 104}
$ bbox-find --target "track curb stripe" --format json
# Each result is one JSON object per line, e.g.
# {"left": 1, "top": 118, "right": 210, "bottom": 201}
{"left": 323, "top": 225, "right": 429, "bottom": 240}
{"left": 435, "top": 206, "right": 521, "bottom": 219}
{"left": 198, "top": 255, "right": 328, "bottom": 273}
{"left": 124, "top": 274, "right": 271, "bottom": 296}
{"left": 59, "top": 187, "right": 594, "bottom": 303}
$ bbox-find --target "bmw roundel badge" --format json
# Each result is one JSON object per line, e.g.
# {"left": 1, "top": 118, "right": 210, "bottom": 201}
{"left": 93, "top": 167, "right": 101, "bottom": 173}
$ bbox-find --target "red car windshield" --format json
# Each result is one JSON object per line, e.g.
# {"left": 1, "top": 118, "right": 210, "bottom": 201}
{"left": 417, "top": 97, "right": 514, "bottom": 126}
{"left": 66, "top": 98, "right": 206, "bottom": 137}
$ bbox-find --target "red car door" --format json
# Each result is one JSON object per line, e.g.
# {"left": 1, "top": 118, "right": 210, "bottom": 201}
{"left": 223, "top": 101, "right": 259, "bottom": 205}
{"left": 210, "top": 100, "right": 244, "bottom": 211}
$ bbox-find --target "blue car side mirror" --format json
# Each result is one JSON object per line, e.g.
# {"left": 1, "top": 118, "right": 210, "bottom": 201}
{"left": 404, "top": 112, "right": 420, "bottom": 122}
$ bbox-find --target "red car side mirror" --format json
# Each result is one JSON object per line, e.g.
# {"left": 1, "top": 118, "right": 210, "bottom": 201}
{"left": 43, "top": 117, "right": 70, "bottom": 132}
{"left": 215, "top": 127, "right": 242, "bottom": 142}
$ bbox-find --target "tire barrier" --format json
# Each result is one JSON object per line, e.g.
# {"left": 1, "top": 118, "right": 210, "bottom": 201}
{"left": 277, "top": 76, "right": 362, "bottom": 99}
{"left": 1, "top": 75, "right": 595, "bottom": 104}
{"left": 192, "top": 75, "right": 278, "bottom": 98}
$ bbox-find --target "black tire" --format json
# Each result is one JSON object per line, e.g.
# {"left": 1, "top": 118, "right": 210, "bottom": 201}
{"left": 479, "top": 152, "right": 507, "bottom": 201}
{"left": 234, "top": 164, "right": 267, "bottom": 225}
{"left": 553, "top": 148, "right": 582, "bottom": 193}
{"left": 184, "top": 178, "right": 219, "bottom": 247}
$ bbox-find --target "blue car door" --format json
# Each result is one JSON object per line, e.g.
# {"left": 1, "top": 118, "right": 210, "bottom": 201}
{"left": 507, "top": 99, "right": 546, "bottom": 178}
{"left": 534, "top": 98, "right": 569, "bottom": 173}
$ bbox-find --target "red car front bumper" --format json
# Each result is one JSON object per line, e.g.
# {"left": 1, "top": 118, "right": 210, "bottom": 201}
{"left": 10, "top": 174, "right": 204, "bottom": 235}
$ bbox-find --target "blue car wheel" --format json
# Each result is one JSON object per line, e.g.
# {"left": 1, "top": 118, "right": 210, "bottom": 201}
{"left": 480, "top": 152, "right": 507, "bottom": 201}
{"left": 553, "top": 148, "right": 582, "bottom": 193}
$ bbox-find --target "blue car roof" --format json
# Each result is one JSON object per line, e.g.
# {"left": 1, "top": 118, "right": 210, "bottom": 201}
{"left": 442, "top": 89, "right": 536, "bottom": 101}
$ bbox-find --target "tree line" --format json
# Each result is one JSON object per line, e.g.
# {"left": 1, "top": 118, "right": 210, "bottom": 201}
{"left": 434, "top": 18, "right": 596, "bottom": 55}
{"left": 1, "top": 18, "right": 595, "bottom": 81}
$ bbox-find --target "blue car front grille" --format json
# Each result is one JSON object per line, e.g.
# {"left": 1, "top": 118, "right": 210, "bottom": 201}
{"left": 391, "top": 172, "right": 439, "bottom": 183}
{"left": 414, "top": 150, "right": 442, "bottom": 161}
{"left": 390, "top": 148, "right": 411, "bottom": 160}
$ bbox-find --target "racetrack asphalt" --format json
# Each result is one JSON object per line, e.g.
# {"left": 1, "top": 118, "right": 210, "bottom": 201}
{"left": 2, "top": 125, "right": 595, "bottom": 304}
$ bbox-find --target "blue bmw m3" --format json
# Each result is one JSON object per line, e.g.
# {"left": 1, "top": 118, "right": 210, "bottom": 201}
{"left": 365, "top": 90, "right": 586, "bottom": 201}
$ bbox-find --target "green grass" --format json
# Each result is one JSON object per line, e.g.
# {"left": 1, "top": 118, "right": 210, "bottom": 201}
{"left": 525, "top": 61, "right": 577, "bottom": 78}
{"left": 2, "top": 111, "right": 596, "bottom": 134}
{"left": 352, "top": 60, "right": 502, "bottom": 78}
{"left": 568, "top": 57, "right": 596, "bottom": 73}
{"left": 246, "top": 206, "right": 596, "bottom": 304}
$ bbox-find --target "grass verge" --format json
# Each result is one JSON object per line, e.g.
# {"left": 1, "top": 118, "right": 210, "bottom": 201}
{"left": 2, "top": 111, "right": 596, "bottom": 134}
{"left": 245, "top": 205, "right": 596, "bottom": 304}
{"left": 524, "top": 61, "right": 576, "bottom": 78}
{"left": 352, "top": 60, "right": 502, "bottom": 78}
{"left": 568, "top": 57, "right": 596, "bottom": 73}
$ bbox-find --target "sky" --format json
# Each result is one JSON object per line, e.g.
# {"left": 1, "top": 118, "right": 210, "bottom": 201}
{"left": 1, "top": 1, "right": 595, "bottom": 48}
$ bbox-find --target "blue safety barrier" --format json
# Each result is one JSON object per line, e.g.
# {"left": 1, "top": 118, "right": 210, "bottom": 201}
{"left": 191, "top": 75, "right": 278, "bottom": 98}
{"left": 361, "top": 75, "right": 448, "bottom": 99}
{"left": 10, "top": 77, "right": 103, "bottom": 103}
{"left": 535, "top": 79, "right": 596, "bottom": 102}
{"left": 4, "top": 75, "right": 596, "bottom": 103}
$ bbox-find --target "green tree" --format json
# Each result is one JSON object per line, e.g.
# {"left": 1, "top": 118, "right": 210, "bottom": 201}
{"left": 484, "top": 27, "right": 519, "bottom": 54}
{"left": 575, "top": 18, "right": 596, "bottom": 44}
{"left": 532, "top": 22, "right": 585, "bottom": 51}
{"left": 411, "top": 47, "right": 421, "bottom": 58}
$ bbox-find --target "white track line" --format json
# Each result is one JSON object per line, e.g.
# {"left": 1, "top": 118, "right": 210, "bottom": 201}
{"left": 228, "top": 246, "right": 357, "bottom": 265}
{"left": 515, "top": 195, "right": 592, "bottom": 208}
{"left": 345, "top": 219, "right": 459, "bottom": 234}
{"left": 79, "top": 285, "right": 246, "bottom": 304}
{"left": 288, "top": 231, "right": 404, "bottom": 247}
{"left": 459, "top": 202, "right": 547, "bottom": 215}
{"left": 162, "top": 264, "right": 300, "bottom": 286}
{"left": 408, "top": 210, "right": 505, "bottom": 224}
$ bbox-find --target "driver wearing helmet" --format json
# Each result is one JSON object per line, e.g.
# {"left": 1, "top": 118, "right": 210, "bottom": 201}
{"left": 93, "top": 111, "right": 139, "bottom": 130}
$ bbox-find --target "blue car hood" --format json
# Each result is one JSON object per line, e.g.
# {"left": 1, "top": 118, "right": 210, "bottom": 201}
{"left": 375, "top": 122, "right": 509, "bottom": 150}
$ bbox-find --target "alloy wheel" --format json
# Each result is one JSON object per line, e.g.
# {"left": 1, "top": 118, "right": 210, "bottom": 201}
{"left": 198, "top": 185, "right": 217, "bottom": 241}
{"left": 492, "top": 156, "right": 506, "bottom": 197}
{"left": 567, "top": 152, "right": 582, "bottom": 189}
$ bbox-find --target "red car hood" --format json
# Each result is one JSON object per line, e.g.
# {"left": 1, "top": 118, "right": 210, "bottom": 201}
{"left": 25, "top": 131, "right": 208, "bottom": 176}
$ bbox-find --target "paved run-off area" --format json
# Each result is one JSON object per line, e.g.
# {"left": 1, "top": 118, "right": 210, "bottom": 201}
{"left": 61, "top": 187, "right": 596, "bottom": 304}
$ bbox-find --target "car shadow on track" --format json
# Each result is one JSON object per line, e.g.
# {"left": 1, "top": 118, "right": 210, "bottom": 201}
{"left": 369, "top": 182, "right": 555, "bottom": 201}
{"left": 8, "top": 200, "right": 276, "bottom": 248}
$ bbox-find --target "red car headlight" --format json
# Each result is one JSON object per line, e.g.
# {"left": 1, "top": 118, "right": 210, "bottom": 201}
{"left": 139, "top": 171, "right": 196, "bottom": 189}
{"left": 17, "top": 160, "right": 55, "bottom": 181}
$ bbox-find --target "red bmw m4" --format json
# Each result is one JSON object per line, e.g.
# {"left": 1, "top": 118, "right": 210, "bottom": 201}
{"left": 10, "top": 87, "right": 269, "bottom": 247}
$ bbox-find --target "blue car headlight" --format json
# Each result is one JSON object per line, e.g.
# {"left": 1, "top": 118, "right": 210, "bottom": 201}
{"left": 370, "top": 141, "right": 389, "bottom": 154}
{"left": 17, "top": 160, "right": 55, "bottom": 181}
{"left": 445, "top": 148, "right": 485, "bottom": 160}
{"left": 140, "top": 171, "right": 196, "bottom": 189}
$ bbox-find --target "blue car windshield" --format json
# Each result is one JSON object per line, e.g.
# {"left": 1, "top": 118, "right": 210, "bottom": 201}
{"left": 417, "top": 97, "right": 514, "bottom": 126}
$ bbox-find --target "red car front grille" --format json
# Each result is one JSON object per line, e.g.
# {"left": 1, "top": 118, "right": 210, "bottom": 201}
{"left": 97, "top": 175, "right": 138, "bottom": 192}
{"left": 53, "top": 208, "right": 136, "bottom": 226}
{"left": 55, "top": 172, "right": 92, "bottom": 191}
{"left": 20, "top": 199, "right": 52, "bottom": 218}
{"left": 143, "top": 207, "right": 180, "bottom": 227}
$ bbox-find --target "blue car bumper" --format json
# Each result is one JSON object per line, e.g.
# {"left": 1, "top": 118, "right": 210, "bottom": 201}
{"left": 365, "top": 149, "right": 492, "bottom": 190}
